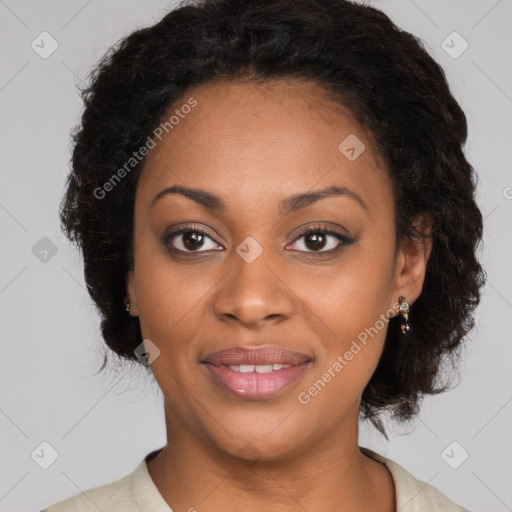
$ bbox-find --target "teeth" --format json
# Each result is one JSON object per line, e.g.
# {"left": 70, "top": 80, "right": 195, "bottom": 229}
{"left": 226, "top": 364, "right": 292, "bottom": 373}
{"left": 255, "top": 364, "right": 273, "bottom": 373}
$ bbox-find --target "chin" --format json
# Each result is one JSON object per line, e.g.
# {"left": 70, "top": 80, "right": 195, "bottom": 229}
{"left": 200, "top": 410, "right": 311, "bottom": 464}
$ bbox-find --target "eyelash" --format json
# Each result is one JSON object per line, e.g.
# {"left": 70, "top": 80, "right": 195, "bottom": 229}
{"left": 290, "top": 225, "right": 355, "bottom": 253}
{"left": 164, "top": 223, "right": 355, "bottom": 256}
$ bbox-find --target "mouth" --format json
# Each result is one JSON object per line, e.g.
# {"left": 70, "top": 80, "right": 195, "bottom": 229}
{"left": 202, "top": 346, "right": 312, "bottom": 400}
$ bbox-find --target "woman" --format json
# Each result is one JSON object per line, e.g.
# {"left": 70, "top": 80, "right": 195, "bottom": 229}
{"left": 43, "top": 0, "right": 484, "bottom": 510}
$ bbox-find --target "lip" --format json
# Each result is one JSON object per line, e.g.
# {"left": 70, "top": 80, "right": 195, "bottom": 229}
{"left": 202, "top": 345, "right": 312, "bottom": 400}
{"left": 203, "top": 346, "right": 311, "bottom": 366}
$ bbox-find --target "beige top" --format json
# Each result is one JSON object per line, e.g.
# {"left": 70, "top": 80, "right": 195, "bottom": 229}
{"left": 42, "top": 447, "right": 469, "bottom": 511}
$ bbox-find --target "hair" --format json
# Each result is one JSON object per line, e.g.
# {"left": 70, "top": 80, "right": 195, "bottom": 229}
{"left": 60, "top": 0, "right": 485, "bottom": 435}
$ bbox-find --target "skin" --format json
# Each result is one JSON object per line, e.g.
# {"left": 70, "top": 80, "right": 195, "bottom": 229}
{"left": 126, "top": 78, "right": 432, "bottom": 512}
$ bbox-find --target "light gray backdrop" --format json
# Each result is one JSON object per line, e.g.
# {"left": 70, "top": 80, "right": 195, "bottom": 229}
{"left": 1, "top": 1, "right": 511, "bottom": 511}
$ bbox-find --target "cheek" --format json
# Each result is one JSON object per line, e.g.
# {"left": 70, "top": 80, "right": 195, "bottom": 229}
{"left": 292, "top": 247, "right": 395, "bottom": 398}
{"left": 295, "top": 291, "right": 390, "bottom": 421}
{"left": 295, "top": 244, "right": 395, "bottom": 337}
{"left": 136, "top": 266, "right": 213, "bottom": 349}
{"left": 132, "top": 231, "right": 215, "bottom": 355}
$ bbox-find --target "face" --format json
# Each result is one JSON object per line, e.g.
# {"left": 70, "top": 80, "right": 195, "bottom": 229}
{"left": 126, "top": 79, "right": 428, "bottom": 461}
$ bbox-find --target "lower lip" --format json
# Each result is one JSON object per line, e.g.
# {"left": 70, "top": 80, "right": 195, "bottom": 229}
{"left": 203, "top": 362, "right": 310, "bottom": 400}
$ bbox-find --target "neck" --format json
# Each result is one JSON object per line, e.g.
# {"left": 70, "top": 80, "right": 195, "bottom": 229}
{"left": 146, "top": 400, "right": 395, "bottom": 511}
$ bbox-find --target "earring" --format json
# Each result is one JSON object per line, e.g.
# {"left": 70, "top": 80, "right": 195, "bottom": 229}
{"left": 398, "top": 296, "right": 410, "bottom": 334}
{"left": 125, "top": 300, "right": 131, "bottom": 313}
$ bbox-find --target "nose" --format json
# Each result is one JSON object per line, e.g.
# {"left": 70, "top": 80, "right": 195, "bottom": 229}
{"left": 212, "top": 244, "right": 295, "bottom": 329}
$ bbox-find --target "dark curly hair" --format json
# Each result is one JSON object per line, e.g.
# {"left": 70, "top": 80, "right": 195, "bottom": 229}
{"left": 60, "top": 0, "right": 485, "bottom": 434}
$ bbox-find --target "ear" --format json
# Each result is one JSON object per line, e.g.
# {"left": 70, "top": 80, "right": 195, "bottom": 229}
{"left": 126, "top": 269, "right": 140, "bottom": 316}
{"left": 390, "top": 213, "right": 433, "bottom": 314}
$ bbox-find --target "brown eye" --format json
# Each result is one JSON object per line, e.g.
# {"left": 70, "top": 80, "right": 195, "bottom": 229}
{"left": 288, "top": 226, "right": 355, "bottom": 253}
{"left": 165, "top": 228, "right": 223, "bottom": 253}
{"left": 303, "top": 232, "right": 328, "bottom": 251}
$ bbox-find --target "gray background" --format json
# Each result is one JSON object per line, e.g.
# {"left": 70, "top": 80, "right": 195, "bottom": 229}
{"left": 1, "top": 1, "right": 511, "bottom": 511}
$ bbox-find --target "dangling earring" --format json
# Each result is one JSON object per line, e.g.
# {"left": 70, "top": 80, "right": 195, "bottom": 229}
{"left": 398, "top": 296, "right": 410, "bottom": 334}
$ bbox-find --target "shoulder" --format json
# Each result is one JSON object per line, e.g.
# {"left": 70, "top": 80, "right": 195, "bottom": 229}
{"left": 41, "top": 461, "right": 144, "bottom": 512}
{"left": 41, "top": 455, "right": 172, "bottom": 512}
{"left": 360, "top": 447, "right": 470, "bottom": 512}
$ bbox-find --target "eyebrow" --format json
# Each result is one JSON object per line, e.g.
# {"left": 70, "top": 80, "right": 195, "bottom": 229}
{"left": 150, "top": 184, "right": 367, "bottom": 214}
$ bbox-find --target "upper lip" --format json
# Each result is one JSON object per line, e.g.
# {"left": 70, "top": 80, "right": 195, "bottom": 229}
{"left": 203, "top": 345, "right": 311, "bottom": 366}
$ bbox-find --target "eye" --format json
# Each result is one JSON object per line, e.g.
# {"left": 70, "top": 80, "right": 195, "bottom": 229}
{"left": 164, "top": 223, "right": 355, "bottom": 255}
{"left": 164, "top": 225, "right": 223, "bottom": 253}
{"left": 287, "top": 224, "right": 355, "bottom": 253}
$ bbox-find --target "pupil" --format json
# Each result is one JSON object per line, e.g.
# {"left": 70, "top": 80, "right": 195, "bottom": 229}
{"left": 184, "top": 232, "right": 204, "bottom": 250}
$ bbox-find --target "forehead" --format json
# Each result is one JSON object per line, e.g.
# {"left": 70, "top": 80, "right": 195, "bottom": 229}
{"left": 136, "top": 78, "right": 392, "bottom": 216}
